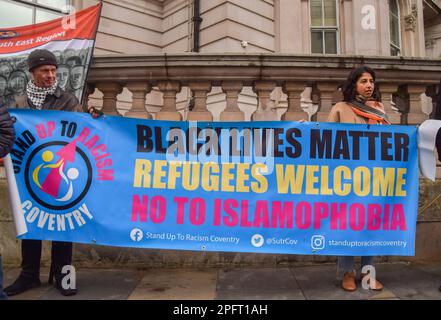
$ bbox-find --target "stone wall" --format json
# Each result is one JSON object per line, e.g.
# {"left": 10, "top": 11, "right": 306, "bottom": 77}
{"left": 1, "top": 178, "right": 441, "bottom": 269}
{"left": 425, "top": 18, "right": 441, "bottom": 58}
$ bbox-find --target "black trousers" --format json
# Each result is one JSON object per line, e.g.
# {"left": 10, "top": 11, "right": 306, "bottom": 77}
{"left": 20, "top": 239, "right": 72, "bottom": 281}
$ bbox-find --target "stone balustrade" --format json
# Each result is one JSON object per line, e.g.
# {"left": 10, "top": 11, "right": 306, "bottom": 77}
{"left": 86, "top": 54, "right": 441, "bottom": 124}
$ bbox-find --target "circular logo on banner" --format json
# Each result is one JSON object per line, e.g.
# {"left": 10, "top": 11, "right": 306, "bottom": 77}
{"left": 24, "top": 141, "right": 92, "bottom": 210}
{"left": 0, "top": 30, "right": 19, "bottom": 39}
{"left": 130, "top": 229, "right": 143, "bottom": 242}
{"left": 251, "top": 234, "right": 264, "bottom": 248}
{"left": 311, "top": 235, "right": 326, "bottom": 250}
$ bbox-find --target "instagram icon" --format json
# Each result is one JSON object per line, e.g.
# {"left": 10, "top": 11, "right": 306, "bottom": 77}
{"left": 311, "top": 235, "right": 325, "bottom": 250}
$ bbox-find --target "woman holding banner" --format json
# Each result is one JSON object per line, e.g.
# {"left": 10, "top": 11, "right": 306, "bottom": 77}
{"left": 327, "top": 66, "right": 389, "bottom": 292}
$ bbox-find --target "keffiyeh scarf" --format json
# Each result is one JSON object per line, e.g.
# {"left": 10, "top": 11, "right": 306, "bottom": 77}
{"left": 26, "top": 80, "right": 58, "bottom": 109}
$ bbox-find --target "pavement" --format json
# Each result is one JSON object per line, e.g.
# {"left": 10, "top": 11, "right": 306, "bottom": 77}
{"left": 3, "top": 262, "right": 441, "bottom": 300}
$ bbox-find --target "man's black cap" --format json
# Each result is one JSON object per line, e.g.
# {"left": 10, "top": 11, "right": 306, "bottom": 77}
{"left": 27, "top": 49, "right": 58, "bottom": 71}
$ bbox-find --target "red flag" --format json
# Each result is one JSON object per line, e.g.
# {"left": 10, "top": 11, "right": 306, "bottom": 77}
{"left": 0, "top": 3, "right": 102, "bottom": 105}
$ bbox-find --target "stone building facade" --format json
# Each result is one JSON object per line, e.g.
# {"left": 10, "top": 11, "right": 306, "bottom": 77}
{"left": 66, "top": 0, "right": 440, "bottom": 124}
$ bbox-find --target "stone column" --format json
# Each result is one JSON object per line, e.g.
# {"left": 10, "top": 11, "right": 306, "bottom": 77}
{"left": 220, "top": 81, "right": 244, "bottom": 121}
{"left": 380, "top": 83, "right": 401, "bottom": 124}
{"left": 125, "top": 82, "right": 152, "bottom": 119}
{"left": 425, "top": 85, "right": 438, "bottom": 118}
{"left": 281, "top": 82, "right": 308, "bottom": 121}
{"left": 187, "top": 81, "right": 212, "bottom": 121}
{"left": 406, "top": 84, "right": 428, "bottom": 125}
{"left": 156, "top": 81, "right": 182, "bottom": 121}
{"left": 301, "top": 86, "right": 317, "bottom": 119}
{"left": 251, "top": 81, "right": 278, "bottom": 121}
{"left": 96, "top": 82, "right": 123, "bottom": 116}
{"left": 83, "top": 82, "right": 96, "bottom": 111}
{"left": 316, "top": 83, "right": 337, "bottom": 122}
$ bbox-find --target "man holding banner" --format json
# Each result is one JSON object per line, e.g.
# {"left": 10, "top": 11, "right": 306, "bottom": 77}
{"left": 0, "top": 2, "right": 102, "bottom": 297}
{"left": 4, "top": 49, "right": 80, "bottom": 297}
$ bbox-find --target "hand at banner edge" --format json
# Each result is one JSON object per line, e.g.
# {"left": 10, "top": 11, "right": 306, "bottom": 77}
{"left": 88, "top": 106, "right": 104, "bottom": 119}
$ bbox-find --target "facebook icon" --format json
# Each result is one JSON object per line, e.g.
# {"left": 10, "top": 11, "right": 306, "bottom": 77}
{"left": 130, "top": 228, "right": 143, "bottom": 242}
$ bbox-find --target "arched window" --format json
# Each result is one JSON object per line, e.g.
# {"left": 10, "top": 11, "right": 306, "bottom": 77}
{"left": 310, "top": 0, "right": 339, "bottom": 54}
{"left": 389, "top": 0, "right": 401, "bottom": 56}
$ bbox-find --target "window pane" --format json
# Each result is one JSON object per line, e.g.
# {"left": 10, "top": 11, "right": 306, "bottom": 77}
{"left": 36, "top": 9, "right": 63, "bottom": 23}
{"left": 311, "top": 31, "right": 324, "bottom": 53}
{"left": 389, "top": 15, "right": 400, "bottom": 46}
{"left": 389, "top": 0, "right": 398, "bottom": 15}
{"left": 391, "top": 46, "right": 400, "bottom": 56}
{"left": 325, "top": 31, "right": 337, "bottom": 54}
{"left": 0, "top": 0, "right": 33, "bottom": 28}
{"left": 310, "top": 0, "right": 323, "bottom": 26}
{"left": 37, "top": 0, "right": 68, "bottom": 10}
{"left": 324, "top": 0, "right": 337, "bottom": 26}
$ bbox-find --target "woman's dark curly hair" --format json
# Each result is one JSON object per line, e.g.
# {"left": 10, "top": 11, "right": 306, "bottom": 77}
{"left": 342, "top": 66, "right": 381, "bottom": 102}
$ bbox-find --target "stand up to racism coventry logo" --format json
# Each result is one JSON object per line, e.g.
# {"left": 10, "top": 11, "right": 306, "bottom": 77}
{"left": 5, "top": 109, "right": 421, "bottom": 257}
{"left": 11, "top": 114, "right": 114, "bottom": 234}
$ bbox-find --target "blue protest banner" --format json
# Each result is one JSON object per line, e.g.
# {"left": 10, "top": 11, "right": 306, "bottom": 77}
{"left": 5, "top": 109, "right": 418, "bottom": 256}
